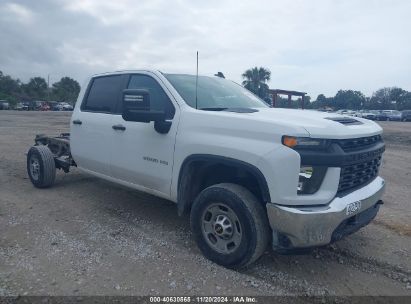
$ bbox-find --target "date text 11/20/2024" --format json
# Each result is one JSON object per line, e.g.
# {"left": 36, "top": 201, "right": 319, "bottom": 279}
{"left": 149, "top": 296, "right": 257, "bottom": 303}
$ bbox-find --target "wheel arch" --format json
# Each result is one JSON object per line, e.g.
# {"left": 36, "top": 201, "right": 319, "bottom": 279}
{"left": 177, "top": 154, "right": 271, "bottom": 216}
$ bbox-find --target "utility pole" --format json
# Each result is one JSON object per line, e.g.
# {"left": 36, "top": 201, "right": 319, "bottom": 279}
{"left": 47, "top": 74, "right": 50, "bottom": 102}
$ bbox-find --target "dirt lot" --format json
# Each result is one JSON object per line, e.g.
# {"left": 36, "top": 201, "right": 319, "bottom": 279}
{"left": 0, "top": 111, "right": 410, "bottom": 298}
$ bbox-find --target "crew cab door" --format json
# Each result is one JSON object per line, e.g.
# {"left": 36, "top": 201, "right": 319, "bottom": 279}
{"left": 110, "top": 73, "right": 179, "bottom": 196}
{"left": 70, "top": 75, "right": 126, "bottom": 176}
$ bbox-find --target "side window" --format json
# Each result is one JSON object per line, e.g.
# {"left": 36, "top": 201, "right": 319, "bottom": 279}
{"left": 127, "top": 75, "right": 175, "bottom": 119}
{"left": 82, "top": 75, "right": 123, "bottom": 113}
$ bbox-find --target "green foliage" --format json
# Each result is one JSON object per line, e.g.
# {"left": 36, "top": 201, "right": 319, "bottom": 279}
{"left": 242, "top": 67, "right": 271, "bottom": 100}
{"left": 22, "top": 77, "right": 48, "bottom": 100}
{"left": 52, "top": 77, "right": 81, "bottom": 103}
{"left": 0, "top": 71, "right": 21, "bottom": 95}
{"left": 0, "top": 71, "right": 22, "bottom": 106}
{"left": 365, "top": 87, "right": 411, "bottom": 110}
{"left": 1, "top": 69, "right": 410, "bottom": 111}
{"left": 0, "top": 71, "right": 81, "bottom": 106}
{"left": 333, "top": 90, "right": 366, "bottom": 110}
{"left": 311, "top": 87, "right": 411, "bottom": 111}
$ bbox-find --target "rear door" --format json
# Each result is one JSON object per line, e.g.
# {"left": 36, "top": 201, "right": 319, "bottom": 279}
{"left": 109, "top": 73, "right": 179, "bottom": 196}
{"left": 70, "top": 74, "right": 126, "bottom": 176}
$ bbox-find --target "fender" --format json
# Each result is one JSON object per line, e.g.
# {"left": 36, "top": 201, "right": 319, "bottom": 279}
{"left": 177, "top": 154, "right": 271, "bottom": 215}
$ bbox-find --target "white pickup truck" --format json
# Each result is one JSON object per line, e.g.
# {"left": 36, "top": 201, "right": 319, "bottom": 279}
{"left": 27, "top": 70, "right": 385, "bottom": 268}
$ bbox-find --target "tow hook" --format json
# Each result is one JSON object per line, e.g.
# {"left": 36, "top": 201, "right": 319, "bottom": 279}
{"left": 376, "top": 200, "right": 384, "bottom": 206}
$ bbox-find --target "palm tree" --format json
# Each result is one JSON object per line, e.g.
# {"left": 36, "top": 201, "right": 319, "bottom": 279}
{"left": 242, "top": 67, "right": 271, "bottom": 99}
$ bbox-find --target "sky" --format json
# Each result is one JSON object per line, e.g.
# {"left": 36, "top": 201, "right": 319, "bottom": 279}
{"left": 0, "top": 0, "right": 410, "bottom": 99}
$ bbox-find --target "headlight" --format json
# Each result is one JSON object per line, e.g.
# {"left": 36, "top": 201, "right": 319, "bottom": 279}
{"left": 298, "top": 166, "right": 327, "bottom": 194}
{"left": 282, "top": 136, "right": 329, "bottom": 150}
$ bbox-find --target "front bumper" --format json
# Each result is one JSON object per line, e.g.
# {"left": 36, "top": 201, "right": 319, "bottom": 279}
{"left": 266, "top": 176, "right": 385, "bottom": 250}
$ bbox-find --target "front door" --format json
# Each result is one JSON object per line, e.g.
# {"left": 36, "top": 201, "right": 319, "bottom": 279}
{"left": 110, "top": 73, "right": 179, "bottom": 196}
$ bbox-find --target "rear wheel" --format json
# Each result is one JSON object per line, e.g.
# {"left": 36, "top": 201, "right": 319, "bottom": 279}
{"left": 190, "top": 183, "right": 269, "bottom": 268}
{"left": 27, "top": 145, "right": 56, "bottom": 188}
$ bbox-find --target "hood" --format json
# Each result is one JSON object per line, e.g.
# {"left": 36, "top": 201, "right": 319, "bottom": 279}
{"left": 225, "top": 108, "right": 383, "bottom": 139}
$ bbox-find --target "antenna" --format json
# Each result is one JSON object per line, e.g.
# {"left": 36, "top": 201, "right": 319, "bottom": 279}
{"left": 195, "top": 51, "right": 199, "bottom": 109}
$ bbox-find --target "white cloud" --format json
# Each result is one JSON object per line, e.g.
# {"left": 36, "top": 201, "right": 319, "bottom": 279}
{"left": 0, "top": 0, "right": 410, "bottom": 98}
{"left": 1, "top": 2, "right": 34, "bottom": 24}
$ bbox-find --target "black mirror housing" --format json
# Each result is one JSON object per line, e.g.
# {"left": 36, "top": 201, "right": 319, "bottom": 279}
{"left": 122, "top": 89, "right": 166, "bottom": 123}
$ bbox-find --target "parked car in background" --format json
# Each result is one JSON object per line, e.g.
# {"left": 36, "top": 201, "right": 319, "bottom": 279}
{"left": 16, "top": 102, "right": 29, "bottom": 111}
{"left": 39, "top": 103, "right": 51, "bottom": 111}
{"left": 28, "top": 101, "right": 40, "bottom": 111}
{"left": 52, "top": 103, "right": 63, "bottom": 111}
{"left": 0, "top": 100, "right": 10, "bottom": 110}
{"left": 61, "top": 103, "right": 74, "bottom": 111}
{"left": 373, "top": 110, "right": 388, "bottom": 121}
{"left": 336, "top": 109, "right": 356, "bottom": 116}
{"left": 51, "top": 102, "right": 73, "bottom": 111}
{"left": 355, "top": 110, "right": 377, "bottom": 120}
{"left": 401, "top": 110, "right": 411, "bottom": 121}
{"left": 382, "top": 110, "right": 402, "bottom": 121}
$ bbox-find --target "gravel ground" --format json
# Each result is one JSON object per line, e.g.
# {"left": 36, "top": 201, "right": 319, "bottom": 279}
{"left": 0, "top": 111, "right": 410, "bottom": 298}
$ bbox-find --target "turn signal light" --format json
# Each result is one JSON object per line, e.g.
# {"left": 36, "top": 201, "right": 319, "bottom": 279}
{"left": 282, "top": 136, "right": 298, "bottom": 148}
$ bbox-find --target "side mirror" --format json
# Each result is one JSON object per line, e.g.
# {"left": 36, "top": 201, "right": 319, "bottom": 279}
{"left": 122, "top": 89, "right": 166, "bottom": 123}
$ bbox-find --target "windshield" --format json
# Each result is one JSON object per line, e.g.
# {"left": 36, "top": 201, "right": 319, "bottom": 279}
{"left": 165, "top": 74, "right": 269, "bottom": 110}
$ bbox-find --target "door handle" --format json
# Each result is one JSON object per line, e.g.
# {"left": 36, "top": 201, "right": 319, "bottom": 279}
{"left": 112, "top": 124, "right": 126, "bottom": 131}
{"left": 72, "top": 119, "right": 82, "bottom": 125}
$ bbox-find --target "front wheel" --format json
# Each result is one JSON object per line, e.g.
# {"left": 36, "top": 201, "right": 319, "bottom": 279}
{"left": 190, "top": 183, "right": 269, "bottom": 268}
{"left": 27, "top": 145, "right": 56, "bottom": 188}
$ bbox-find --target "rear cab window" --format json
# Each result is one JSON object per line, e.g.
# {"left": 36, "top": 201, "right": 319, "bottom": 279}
{"left": 81, "top": 75, "right": 124, "bottom": 113}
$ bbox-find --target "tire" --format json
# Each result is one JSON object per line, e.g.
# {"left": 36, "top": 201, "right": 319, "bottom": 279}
{"left": 190, "top": 183, "right": 269, "bottom": 268}
{"left": 27, "top": 145, "right": 56, "bottom": 188}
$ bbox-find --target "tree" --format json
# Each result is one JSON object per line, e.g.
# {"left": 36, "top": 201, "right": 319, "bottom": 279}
{"left": 388, "top": 87, "right": 407, "bottom": 109}
{"left": 242, "top": 67, "right": 271, "bottom": 100}
{"left": 333, "top": 90, "right": 365, "bottom": 110}
{"left": 0, "top": 71, "right": 22, "bottom": 106}
{"left": 400, "top": 92, "right": 411, "bottom": 110}
{"left": 23, "top": 77, "right": 48, "bottom": 100}
{"left": 313, "top": 94, "right": 328, "bottom": 108}
{"left": 316, "top": 94, "right": 327, "bottom": 104}
{"left": 52, "top": 77, "right": 81, "bottom": 104}
{"left": 0, "top": 71, "right": 21, "bottom": 95}
{"left": 368, "top": 87, "right": 394, "bottom": 110}
{"left": 367, "top": 87, "right": 409, "bottom": 110}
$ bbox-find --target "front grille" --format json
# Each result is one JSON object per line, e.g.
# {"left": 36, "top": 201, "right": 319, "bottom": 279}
{"left": 338, "top": 154, "right": 382, "bottom": 193}
{"left": 336, "top": 135, "right": 384, "bottom": 193}
{"left": 337, "top": 135, "right": 382, "bottom": 151}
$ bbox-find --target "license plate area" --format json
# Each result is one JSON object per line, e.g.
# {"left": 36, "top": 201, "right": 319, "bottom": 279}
{"left": 346, "top": 201, "right": 362, "bottom": 216}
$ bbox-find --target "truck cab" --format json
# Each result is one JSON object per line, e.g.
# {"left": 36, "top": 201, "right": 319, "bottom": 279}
{"left": 27, "top": 70, "right": 385, "bottom": 268}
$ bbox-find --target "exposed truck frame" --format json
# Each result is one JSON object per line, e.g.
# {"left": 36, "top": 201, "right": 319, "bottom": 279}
{"left": 33, "top": 133, "right": 75, "bottom": 173}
